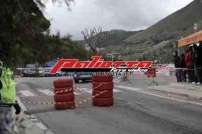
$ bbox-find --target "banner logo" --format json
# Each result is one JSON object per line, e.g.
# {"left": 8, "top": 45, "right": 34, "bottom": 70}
{"left": 51, "top": 56, "right": 153, "bottom": 74}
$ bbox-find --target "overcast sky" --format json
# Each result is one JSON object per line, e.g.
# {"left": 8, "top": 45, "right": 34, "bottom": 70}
{"left": 44, "top": 0, "right": 193, "bottom": 40}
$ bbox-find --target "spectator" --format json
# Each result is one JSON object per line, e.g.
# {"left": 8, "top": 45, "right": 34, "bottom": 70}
{"left": 192, "top": 44, "right": 201, "bottom": 84}
{"left": 180, "top": 53, "right": 186, "bottom": 82}
{"left": 198, "top": 42, "right": 202, "bottom": 83}
{"left": 185, "top": 47, "right": 194, "bottom": 83}
{"left": 174, "top": 51, "right": 181, "bottom": 82}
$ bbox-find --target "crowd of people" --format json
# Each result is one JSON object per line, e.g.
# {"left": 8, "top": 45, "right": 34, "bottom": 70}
{"left": 174, "top": 43, "right": 202, "bottom": 84}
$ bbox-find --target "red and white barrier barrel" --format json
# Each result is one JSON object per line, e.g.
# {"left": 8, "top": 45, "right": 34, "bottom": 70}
{"left": 53, "top": 78, "right": 75, "bottom": 109}
{"left": 92, "top": 74, "right": 114, "bottom": 107}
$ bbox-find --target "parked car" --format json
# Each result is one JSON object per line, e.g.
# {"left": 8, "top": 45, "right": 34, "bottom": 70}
{"left": 43, "top": 68, "right": 64, "bottom": 77}
{"left": 22, "top": 68, "right": 37, "bottom": 77}
{"left": 73, "top": 72, "right": 92, "bottom": 83}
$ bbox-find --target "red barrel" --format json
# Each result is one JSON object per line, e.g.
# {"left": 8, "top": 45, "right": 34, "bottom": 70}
{"left": 53, "top": 79, "right": 73, "bottom": 88}
{"left": 53, "top": 78, "right": 75, "bottom": 110}
{"left": 92, "top": 74, "right": 114, "bottom": 107}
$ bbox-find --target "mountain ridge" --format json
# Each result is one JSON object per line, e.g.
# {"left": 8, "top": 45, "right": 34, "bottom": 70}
{"left": 79, "top": 0, "right": 202, "bottom": 62}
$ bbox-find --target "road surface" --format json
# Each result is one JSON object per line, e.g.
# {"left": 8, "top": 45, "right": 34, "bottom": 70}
{"left": 16, "top": 77, "right": 202, "bottom": 134}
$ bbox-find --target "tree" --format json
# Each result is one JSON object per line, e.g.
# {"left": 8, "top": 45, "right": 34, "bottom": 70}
{"left": 0, "top": 0, "right": 50, "bottom": 67}
{"left": 81, "top": 27, "right": 102, "bottom": 54}
{"left": 35, "top": 0, "right": 74, "bottom": 8}
{"left": 81, "top": 26, "right": 111, "bottom": 59}
{"left": 0, "top": 0, "right": 81, "bottom": 68}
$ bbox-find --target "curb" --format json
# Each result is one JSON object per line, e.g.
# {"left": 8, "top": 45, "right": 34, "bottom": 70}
{"left": 16, "top": 97, "right": 54, "bottom": 134}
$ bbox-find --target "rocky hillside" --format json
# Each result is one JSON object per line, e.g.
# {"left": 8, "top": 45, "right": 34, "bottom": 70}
{"left": 79, "top": 0, "right": 202, "bottom": 63}
{"left": 123, "top": 0, "right": 202, "bottom": 62}
{"left": 93, "top": 30, "right": 139, "bottom": 48}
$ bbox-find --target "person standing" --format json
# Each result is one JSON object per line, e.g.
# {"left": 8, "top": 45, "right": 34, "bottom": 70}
{"left": 180, "top": 53, "right": 186, "bottom": 82}
{"left": 198, "top": 43, "right": 202, "bottom": 83}
{"left": 185, "top": 47, "right": 194, "bottom": 83}
{"left": 192, "top": 44, "right": 201, "bottom": 84}
{"left": 0, "top": 61, "right": 21, "bottom": 134}
{"left": 174, "top": 51, "right": 181, "bottom": 82}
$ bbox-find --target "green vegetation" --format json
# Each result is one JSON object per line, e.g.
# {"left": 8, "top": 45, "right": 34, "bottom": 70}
{"left": 0, "top": 0, "right": 86, "bottom": 68}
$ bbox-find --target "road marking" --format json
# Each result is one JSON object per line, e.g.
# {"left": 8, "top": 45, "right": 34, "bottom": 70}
{"left": 116, "top": 85, "right": 141, "bottom": 91}
{"left": 16, "top": 96, "right": 27, "bottom": 111}
{"left": 141, "top": 91, "right": 202, "bottom": 107}
{"left": 35, "top": 122, "right": 48, "bottom": 130}
{"left": 19, "top": 90, "right": 35, "bottom": 97}
{"left": 115, "top": 85, "right": 202, "bottom": 107}
{"left": 16, "top": 97, "right": 54, "bottom": 134}
{"left": 37, "top": 89, "right": 54, "bottom": 96}
{"left": 115, "top": 84, "right": 202, "bottom": 107}
{"left": 80, "top": 88, "right": 92, "bottom": 94}
{"left": 114, "top": 89, "right": 122, "bottom": 93}
{"left": 74, "top": 91, "right": 81, "bottom": 95}
{"left": 79, "top": 87, "right": 122, "bottom": 93}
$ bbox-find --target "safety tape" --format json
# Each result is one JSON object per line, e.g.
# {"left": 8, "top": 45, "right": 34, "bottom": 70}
{"left": 22, "top": 100, "right": 55, "bottom": 105}
{"left": 157, "top": 67, "right": 202, "bottom": 71}
{"left": 52, "top": 81, "right": 108, "bottom": 94}
{"left": 75, "top": 90, "right": 108, "bottom": 107}
{"left": 154, "top": 64, "right": 202, "bottom": 71}
{"left": 20, "top": 82, "right": 112, "bottom": 107}
{"left": 21, "top": 90, "right": 109, "bottom": 106}
{"left": 54, "top": 87, "right": 74, "bottom": 94}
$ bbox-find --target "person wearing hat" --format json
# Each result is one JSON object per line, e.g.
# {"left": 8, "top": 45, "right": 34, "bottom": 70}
{"left": 0, "top": 61, "right": 21, "bottom": 134}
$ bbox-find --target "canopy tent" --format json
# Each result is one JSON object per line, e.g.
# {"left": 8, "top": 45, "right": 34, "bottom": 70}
{"left": 178, "top": 30, "right": 202, "bottom": 47}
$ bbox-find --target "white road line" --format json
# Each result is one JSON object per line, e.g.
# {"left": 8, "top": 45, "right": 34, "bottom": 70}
{"left": 35, "top": 122, "right": 48, "bottom": 130}
{"left": 116, "top": 85, "right": 141, "bottom": 91}
{"left": 80, "top": 88, "right": 92, "bottom": 94}
{"left": 19, "top": 90, "right": 35, "bottom": 97}
{"left": 141, "top": 91, "right": 202, "bottom": 107}
{"left": 80, "top": 87, "right": 121, "bottom": 93}
{"left": 16, "top": 96, "right": 27, "bottom": 111}
{"left": 37, "top": 89, "right": 54, "bottom": 96}
{"left": 114, "top": 89, "right": 122, "bottom": 93}
{"left": 17, "top": 91, "right": 54, "bottom": 134}
{"left": 116, "top": 85, "right": 202, "bottom": 107}
{"left": 74, "top": 91, "right": 81, "bottom": 95}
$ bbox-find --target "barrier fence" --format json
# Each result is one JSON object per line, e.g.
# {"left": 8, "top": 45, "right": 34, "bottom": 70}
{"left": 17, "top": 65, "right": 202, "bottom": 114}
{"left": 18, "top": 74, "right": 114, "bottom": 113}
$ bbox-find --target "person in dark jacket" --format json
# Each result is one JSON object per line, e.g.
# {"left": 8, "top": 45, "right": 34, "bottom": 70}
{"left": 198, "top": 42, "right": 202, "bottom": 83}
{"left": 185, "top": 47, "right": 194, "bottom": 83}
{"left": 192, "top": 44, "right": 201, "bottom": 84}
{"left": 174, "top": 51, "right": 181, "bottom": 82}
{"left": 180, "top": 53, "right": 186, "bottom": 82}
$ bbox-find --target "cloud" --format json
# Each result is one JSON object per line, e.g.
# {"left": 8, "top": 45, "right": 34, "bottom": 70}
{"left": 45, "top": 0, "right": 193, "bottom": 40}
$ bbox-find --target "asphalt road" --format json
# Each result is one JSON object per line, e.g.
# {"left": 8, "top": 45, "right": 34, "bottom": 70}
{"left": 16, "top": 77, "right": 202, "bottom": 134}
